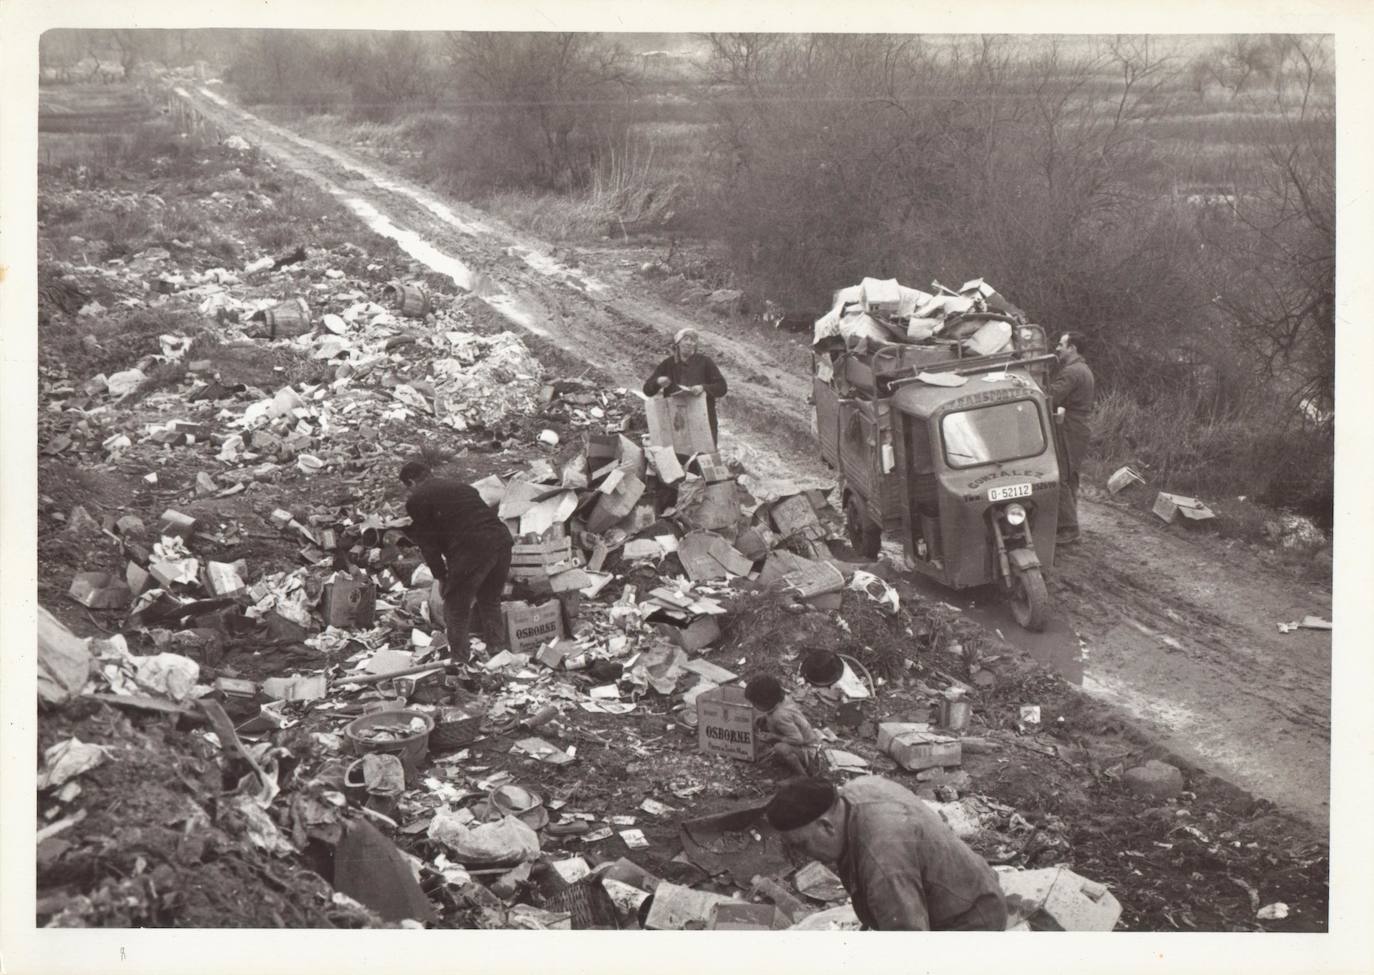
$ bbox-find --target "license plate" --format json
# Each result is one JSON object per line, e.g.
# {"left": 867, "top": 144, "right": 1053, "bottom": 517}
{"left": 987, "top": 482, "right": 1032, "bottom": 502}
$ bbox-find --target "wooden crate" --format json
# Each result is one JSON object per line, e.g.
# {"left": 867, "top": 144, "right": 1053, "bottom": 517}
{"left": 510, "top": 534, "right": 575, "bottom": 580}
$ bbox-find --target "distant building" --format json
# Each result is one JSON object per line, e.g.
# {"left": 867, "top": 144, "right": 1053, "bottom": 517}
{"left": 1173, "top": 182, "right": 1239, "bottom": 214}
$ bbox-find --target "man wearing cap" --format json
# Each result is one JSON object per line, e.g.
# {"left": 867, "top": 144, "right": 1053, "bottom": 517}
{"left": 400, "top": 460, "right": 513, "bottom": 666}
{"left": 765, "top": 776, "right": 1007, "bottom": 931}
{"left": 642, "top": 327, "right": 728, "bottom": 447}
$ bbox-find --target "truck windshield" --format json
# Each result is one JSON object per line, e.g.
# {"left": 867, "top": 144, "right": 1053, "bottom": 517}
{"left": 940, "top": 400, "right": 1046, "bottom": 468}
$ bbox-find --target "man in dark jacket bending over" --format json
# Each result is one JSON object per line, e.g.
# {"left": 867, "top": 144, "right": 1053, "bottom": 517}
{"left": 642, "top": 327, "right": 728, "bottom": 447}
{"left": 400, "top": 460, "right": 512, "bottom": 665}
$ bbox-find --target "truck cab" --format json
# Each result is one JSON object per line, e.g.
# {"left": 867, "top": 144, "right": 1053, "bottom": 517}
{"left": 813, "top": 314, "right": 1062, "bottom": 629}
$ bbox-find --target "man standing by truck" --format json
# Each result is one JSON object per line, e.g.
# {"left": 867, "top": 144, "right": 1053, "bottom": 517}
{"left": 1048, "top": 331, "right": 1095, "bottom": 545}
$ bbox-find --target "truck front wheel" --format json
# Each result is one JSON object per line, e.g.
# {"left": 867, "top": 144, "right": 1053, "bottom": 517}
{"left": 1009, "top": 564, "right": 1049, "bottom": 632}
{"left": 844, "top": 493, "right": 882, "bottom": 560}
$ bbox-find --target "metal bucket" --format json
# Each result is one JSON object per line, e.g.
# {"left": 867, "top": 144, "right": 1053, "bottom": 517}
{"left": 800, "top": 649, "right": 844, "bottom": 687}
{"left": 384, "top": 280, "right": 432, "bottom": 318}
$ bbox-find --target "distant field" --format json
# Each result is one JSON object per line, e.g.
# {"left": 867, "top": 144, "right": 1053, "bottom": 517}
{"left": 38, "top": 85, "right": 165, "bottom": 166}
{"left": 39, "top": 84, "right": 159, "bottom": 131}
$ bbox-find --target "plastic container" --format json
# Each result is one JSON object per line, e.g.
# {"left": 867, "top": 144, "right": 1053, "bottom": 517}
{"left": 343, "top": 708, "right": 434, "bottom": 766}
{"left": 343, "top": 757, "right": 369, "bottom": 804}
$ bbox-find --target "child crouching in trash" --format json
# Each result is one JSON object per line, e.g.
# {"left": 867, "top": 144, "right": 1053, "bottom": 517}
{"left": 745, "top": 675, "right": 827, "bottom": 777}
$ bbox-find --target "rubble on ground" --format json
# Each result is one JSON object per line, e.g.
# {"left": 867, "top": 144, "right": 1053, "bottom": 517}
{"left": 32, "top": 123, "right": 1327, "bottom": 933}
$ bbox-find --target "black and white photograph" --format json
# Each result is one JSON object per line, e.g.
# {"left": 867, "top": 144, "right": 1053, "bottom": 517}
{"left": 2, "top": 3, "right": 1369, "bottom": 973}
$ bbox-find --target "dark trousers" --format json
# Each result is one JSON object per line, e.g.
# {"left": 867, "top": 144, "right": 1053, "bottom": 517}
{"left": 1056, "top": 468, "right": 1081, "bottom": 534}
{"left": 1056, "top": 422, "right": 1089, "bottom": 535}
{"left": 441, "top": 535, "right": 512, "bottom": 663}
{"left": 940, "top": 893, "right": 1009, "bottom": 931}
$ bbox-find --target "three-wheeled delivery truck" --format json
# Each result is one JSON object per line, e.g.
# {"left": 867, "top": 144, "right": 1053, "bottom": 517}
{"left": 813, "top": 280, "right": 1063, "bottom": 630}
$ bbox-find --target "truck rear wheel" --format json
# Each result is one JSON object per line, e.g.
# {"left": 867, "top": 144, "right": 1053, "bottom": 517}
{"left": 844, "top": 494, "right": 882, "bottom": 560}
{"left": 1009, "top": 564, "right": 1049, "bottom": 632}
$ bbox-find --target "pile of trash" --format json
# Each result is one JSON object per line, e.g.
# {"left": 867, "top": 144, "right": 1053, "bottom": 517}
{"left": 38, "top": 402, "right": 1119, "bottom": 928}
{"left": 35, "top": 139, "right": 1129, "bottom": 932}
{"left": 812, "top": 276, "right": 1032, "bottom": 354}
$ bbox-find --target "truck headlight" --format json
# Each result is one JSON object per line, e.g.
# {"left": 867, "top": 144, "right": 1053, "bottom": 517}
{"left": 1005, "top": 504, "right": 1027, "bottom": 526}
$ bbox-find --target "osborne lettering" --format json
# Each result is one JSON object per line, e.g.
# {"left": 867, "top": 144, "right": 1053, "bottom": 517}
{"left": 515, "top": 621, "right": 559, "bottom": 640}
{"left": 705, "top": 726, "right": 752, "bottom": 744}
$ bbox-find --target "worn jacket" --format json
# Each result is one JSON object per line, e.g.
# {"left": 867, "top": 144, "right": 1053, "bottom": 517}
{"left": 762, "top": 697, "right": 820, "bottom": 746}
{"left": 835, "top": 776, "right": 1007, "bottom": 931}
{"left": 642, "top": 352, "right": 728, "bottom": 443}
{"left": 404, "top": 478, "right": 511, "bottom": 579}
{"left": 1047, "top": 352, "right": 1094, "bottom": 465}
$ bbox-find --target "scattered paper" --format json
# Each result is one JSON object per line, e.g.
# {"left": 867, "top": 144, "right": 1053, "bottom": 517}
{"left": 512, "top": 737, "right": 574, "bottom": 765}
{"left": 38, "top": 737, "right": 110, "bottom": 789}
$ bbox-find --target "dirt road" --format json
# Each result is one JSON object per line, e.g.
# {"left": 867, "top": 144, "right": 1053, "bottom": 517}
{"left": 169, "top": 83, "right": 1331, "bottom": 830}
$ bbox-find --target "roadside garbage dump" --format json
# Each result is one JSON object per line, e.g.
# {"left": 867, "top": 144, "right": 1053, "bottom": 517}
{"left": 32, "top": 125, "right": 1326, "bottom": 933}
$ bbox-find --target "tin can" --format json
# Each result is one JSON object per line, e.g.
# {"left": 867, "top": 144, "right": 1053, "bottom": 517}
{"left": 939, "top": 698, "right": 972, "bottom": 733}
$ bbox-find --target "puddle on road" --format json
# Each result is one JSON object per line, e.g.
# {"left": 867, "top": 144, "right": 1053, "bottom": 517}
{"left": 333, "top": 195, "right": 544, "bottom": 337}
{"left": 336, "top": 196, "right": 478, "bottom": 290}
{"left": 185, "top": 88, "right": 550, "bottom": 339}
{"left": 1080, "top": 671, "right": 1201, "bottom": 731}
{"left": 506, "top": 244, "right": 607, "bottom": 296}
{"left": 195, "top": 86, "right": 605, "bottom": 294}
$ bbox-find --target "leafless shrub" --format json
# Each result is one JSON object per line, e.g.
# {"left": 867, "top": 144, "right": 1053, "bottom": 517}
{"left": 438, "top": 32, "right": 639, "bottom": 192}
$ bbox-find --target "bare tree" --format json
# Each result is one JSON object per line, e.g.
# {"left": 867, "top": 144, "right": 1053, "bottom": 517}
{"left": 443, "top": 32, "right": 637, "bottom": 190}
{"left": 1207, "top": 36, "right": 1334, "bottom": 417}
{"left": 367, "top": 33, "right": 444, "bottom": 114}
{"left": 1217, "top": 34, "right": 1278, "bottom": 98}
{"left": 692, "top": 34, "right": 968, "bottom": 297}
{"left": 171, "top": 30, "right": 204, "bottom": 66}
{"left": 111, "top": 30, "right": 158, "bottom": 78}
{"left": 699, "top": 33, "right": 783, "bottom": 88}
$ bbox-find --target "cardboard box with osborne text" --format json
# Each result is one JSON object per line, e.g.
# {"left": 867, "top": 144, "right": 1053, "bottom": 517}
{"left": 502, "top": 599, "right": 565, "bottom": 653}
{"left": 697, "top": 685, "right": 759, "bottom": 762}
